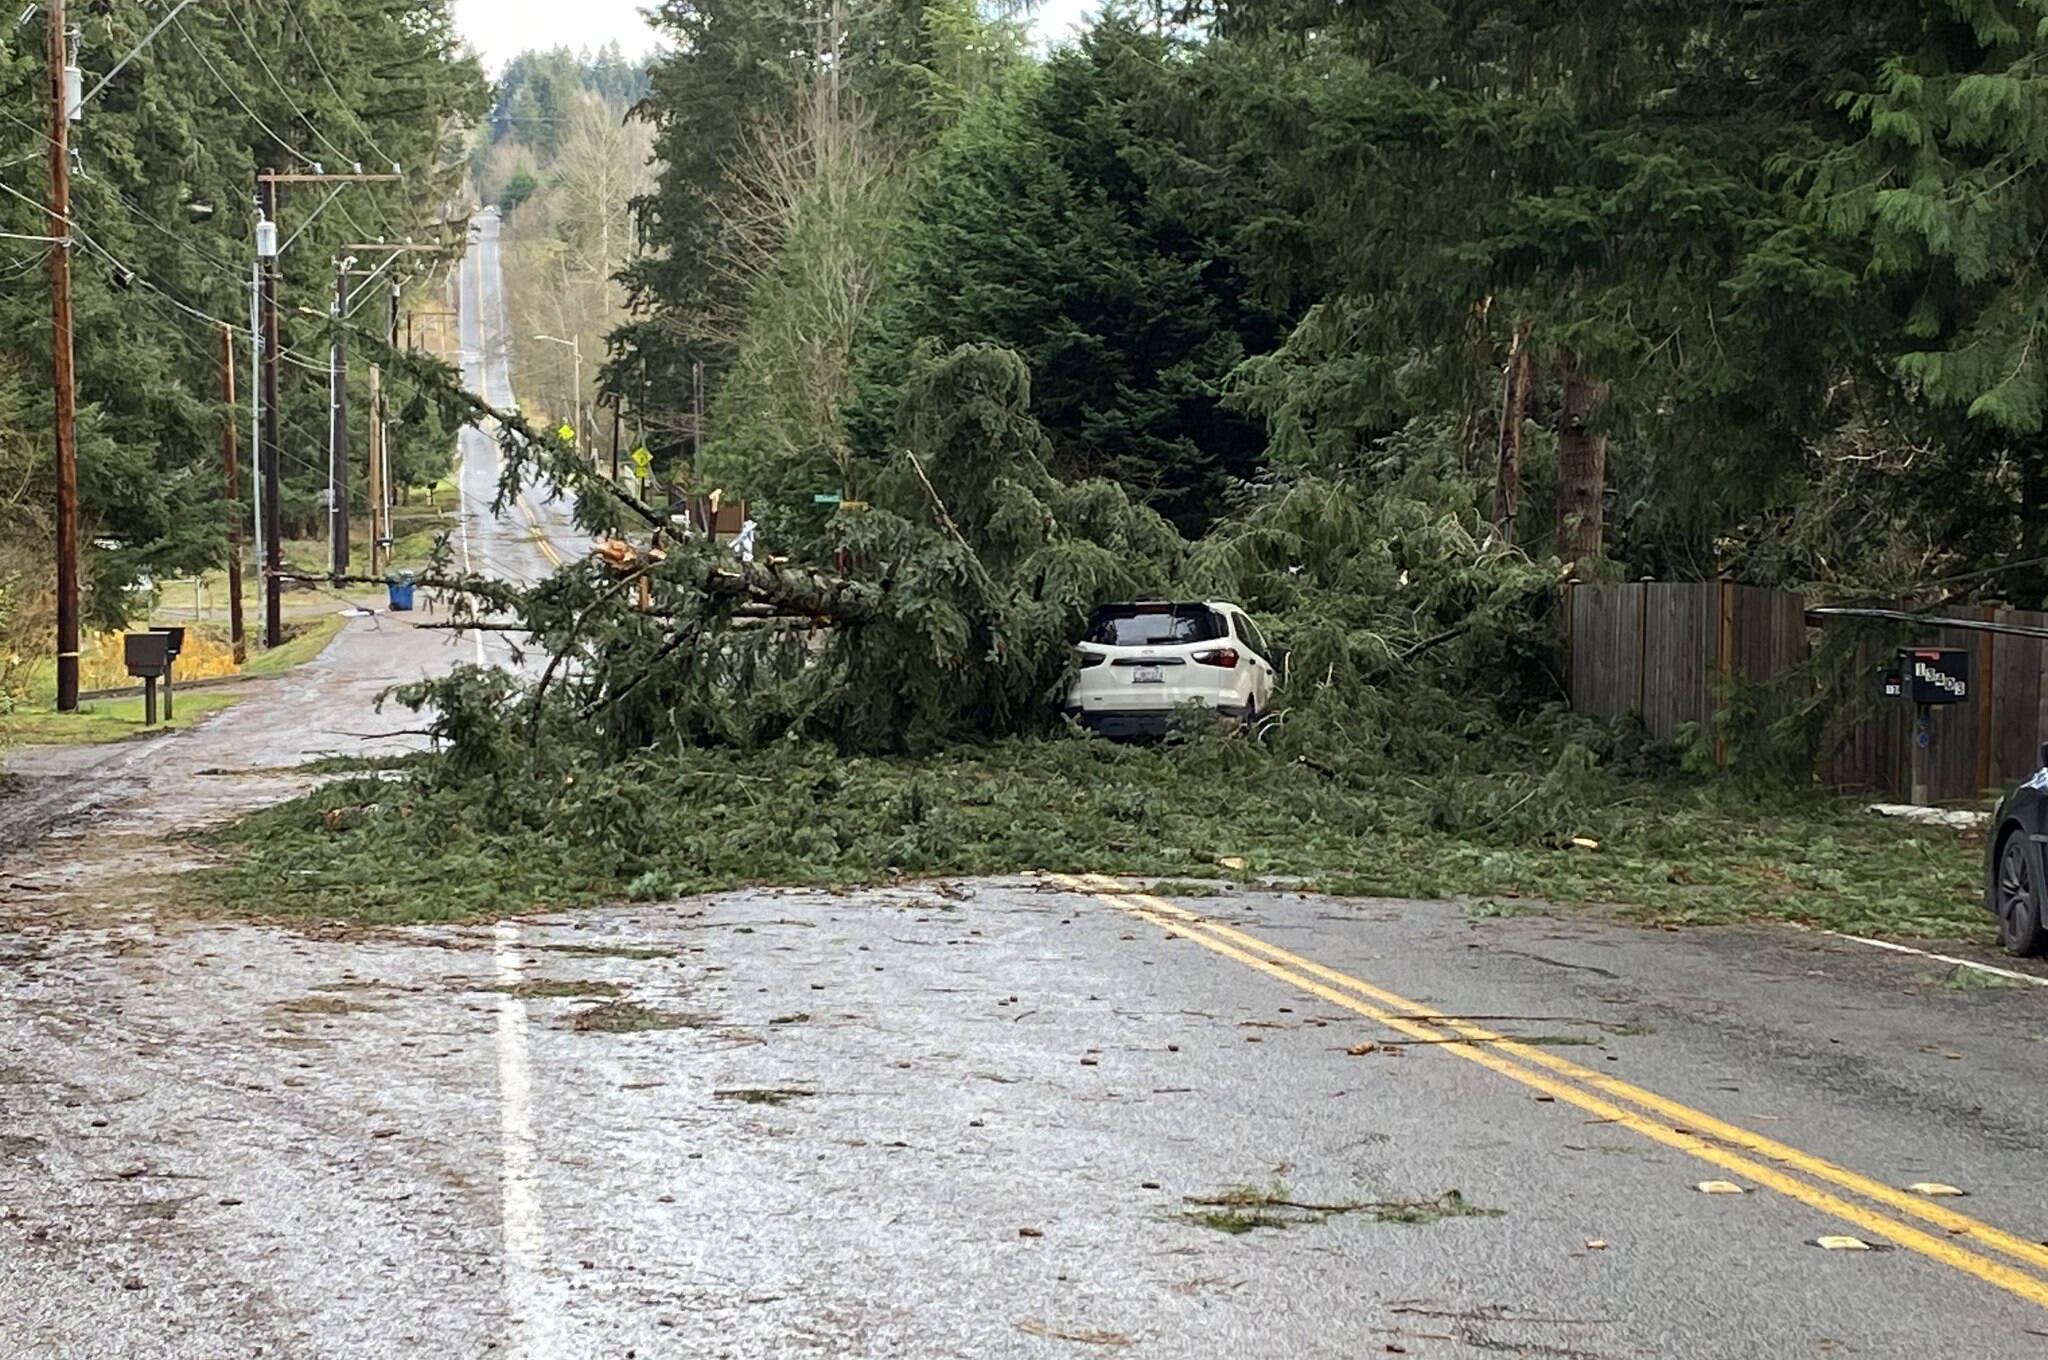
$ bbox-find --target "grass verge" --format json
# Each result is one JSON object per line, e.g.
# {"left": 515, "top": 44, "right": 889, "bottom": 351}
{"left": 1, "top": 611, "right": 349, "bottom": 753}
{"left": 242, "top": 614, "right": 348, "bottom": 677}
{"left": 193, "top": 736, "right": 1993, "bottom": 939}
{"left": 0, "top": 689, "right": 243, "bottom": 748}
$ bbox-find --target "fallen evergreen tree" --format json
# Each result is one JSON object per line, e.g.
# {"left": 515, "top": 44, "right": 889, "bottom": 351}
{"left": 369, "top": 339, "right": 1564, "bottom": 774}
{"left": 201, "top": 341, "right": 1985, "bottom": 932}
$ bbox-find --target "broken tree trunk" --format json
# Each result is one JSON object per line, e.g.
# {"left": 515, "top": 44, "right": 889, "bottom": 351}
{"left": 1556, "top": 345, "right": 1610, "bottom": 565}
{"left": 1493, "top": 324, "right": 1532, "bottom": 546}
{"left": 671, "top": 549, "right": 883, "bottom": 623}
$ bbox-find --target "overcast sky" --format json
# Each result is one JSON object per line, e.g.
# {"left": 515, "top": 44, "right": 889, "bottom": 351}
{"left": 453, "top": 0, "right": 1099, "bottom": 72}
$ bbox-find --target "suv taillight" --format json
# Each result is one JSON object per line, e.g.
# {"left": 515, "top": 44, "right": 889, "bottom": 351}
{"left": 1077, "top": 649, "right": 1107, "bottom": 668}
{"left": 1193, "top": 647, "right": 1239, "bottom": 668}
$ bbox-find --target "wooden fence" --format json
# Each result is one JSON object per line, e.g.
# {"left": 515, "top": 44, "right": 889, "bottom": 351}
{"left": 1566, "top": 582, "right": 2048, "bottom": 802}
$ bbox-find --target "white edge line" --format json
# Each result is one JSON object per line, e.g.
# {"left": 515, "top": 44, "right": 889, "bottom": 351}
{"left": 1818, "top": 928, "right": 2048, "bottom": 987}
{"left": 470, "top": 238, "right": 554, "bottom": 1356}
{"left": 492, "top": 919, "right": 557, "bottom": 1356}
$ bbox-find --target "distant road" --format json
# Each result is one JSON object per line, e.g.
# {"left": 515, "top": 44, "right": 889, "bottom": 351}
{"left": 455, "top": 208, "right": 586, "bottom": 594}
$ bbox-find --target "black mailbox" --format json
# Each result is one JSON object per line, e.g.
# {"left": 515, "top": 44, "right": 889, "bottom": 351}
{"left": 154, "top": 625, "right": 185, "bottom": 659}
{"left": 1899, "top": 647, "right": 1969, "bottom": 705}
{"left": 123, "top": 631, "right": 170, "bottom": 678}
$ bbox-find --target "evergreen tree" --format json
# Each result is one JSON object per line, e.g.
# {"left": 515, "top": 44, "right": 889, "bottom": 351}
{"left": 856, "top": 19, "right": 1289, "bottom": 536}
{"left": 0, "top": 0, "right": 486, "bottom": 621}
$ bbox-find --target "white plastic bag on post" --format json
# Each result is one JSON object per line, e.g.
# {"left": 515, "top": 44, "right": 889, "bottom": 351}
{"left": 733, "top": 519, "right": 757, "bottom": 564}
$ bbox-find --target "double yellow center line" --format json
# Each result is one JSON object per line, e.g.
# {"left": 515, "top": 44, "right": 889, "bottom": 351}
{"left": 517, "top": 493, "right": 564, "bottom": 568}
{"left": 1050, "top": 873, "right": 2048, "bottom": 1311}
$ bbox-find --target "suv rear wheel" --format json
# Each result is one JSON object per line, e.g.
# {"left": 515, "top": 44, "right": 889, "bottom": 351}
{"left": 1997, "top": 830, "right": 2046, "bottom": 957}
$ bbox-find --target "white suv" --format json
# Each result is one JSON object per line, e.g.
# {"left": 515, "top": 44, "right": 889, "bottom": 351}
{"left": 1064, "top": 601, "right": 1278, "bottom": 736}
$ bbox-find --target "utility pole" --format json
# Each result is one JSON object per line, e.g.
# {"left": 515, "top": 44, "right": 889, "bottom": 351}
{"left": 328, "top": 249, "right": 439, "bottom": 578}
{"left": 220, "top": 323, "right": 245, "bottom": 663}
{"left": 328, "top": 254, "right": 351, "bottom": 582}
{"left": 244, "top": 174, "right": 403, "bottom": 627}
{"left": 366, "top": 363, "right": 382, "bottom": 577}
{"left": 48, "top": 0, "right": 80, "bottom": 712}
{"left": 258, "top": 178, "right": 283, "bottom": 649}
{"left": 248, "top": 263, "right": 263, "bottom": 584}
{"left": 379, "top": 278, "right": 399, "bottom": 573}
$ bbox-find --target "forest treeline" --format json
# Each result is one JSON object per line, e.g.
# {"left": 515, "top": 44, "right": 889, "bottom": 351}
{"left": 0, "top": 0, "right": 485, "bottom": 649}
{"left": 616, "top": 0, "right": 2048, "bottom": 603}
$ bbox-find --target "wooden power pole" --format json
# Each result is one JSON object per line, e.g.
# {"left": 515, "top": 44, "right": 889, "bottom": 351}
{"left": 328, "top": 255, "right": 349, "bottom": 582}
{"left": 221, "top": 323, "right": 245, "bottom": 663}
{"left": 366, "top": 363, "right": 382, "bottom": 577}
{"left": 249, "top": 174, "right": 402, "bottom": 644}
{"left": 259, "top": 174, "right": 283, "bottom": 650}
{"left": 49, "top": 0, "right": 80, "bottom": 712}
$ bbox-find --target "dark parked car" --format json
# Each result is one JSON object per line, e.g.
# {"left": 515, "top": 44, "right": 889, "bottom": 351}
{"left": 1987, "top": 745, "right": 2048, "bottom": 954}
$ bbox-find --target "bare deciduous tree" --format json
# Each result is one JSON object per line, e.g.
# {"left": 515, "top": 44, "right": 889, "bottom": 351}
{"left": 699, "top": 66, "right": 908, "bottom": 499}
{"left": 499, "top": 92, "right": 658, "bottom": 451}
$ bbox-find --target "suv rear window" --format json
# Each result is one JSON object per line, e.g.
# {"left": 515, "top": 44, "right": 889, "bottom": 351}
{"left": 1084, "top": 604, "right": 1226, "bottom": 647}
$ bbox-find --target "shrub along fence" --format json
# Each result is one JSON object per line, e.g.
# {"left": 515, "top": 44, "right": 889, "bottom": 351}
{"left": 1566, "top": 581, "right": 2048, "bottom": 802}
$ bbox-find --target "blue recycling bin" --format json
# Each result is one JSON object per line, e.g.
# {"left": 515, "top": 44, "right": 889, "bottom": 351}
{"left": 386, "top": 571, "right": 417, "bottom": 612}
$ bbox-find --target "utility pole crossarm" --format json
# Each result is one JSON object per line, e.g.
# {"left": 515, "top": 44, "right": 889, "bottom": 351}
{"left": 257, "top": 173, "right": 404, "bottom": 184}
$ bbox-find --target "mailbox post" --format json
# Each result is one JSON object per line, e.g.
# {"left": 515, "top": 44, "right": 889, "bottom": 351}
{"left": 1896, "top": 647, "right": 1969, "bottom": 805}
{"left": 123, "top": 631, "right": 171, "bottom": 727}
{"left": 153, "top": 626, "right": 185, "bottom": 721}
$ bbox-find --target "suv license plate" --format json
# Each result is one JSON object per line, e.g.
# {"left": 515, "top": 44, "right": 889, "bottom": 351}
{"left": 1133, "top": 665, "right": 1162, "bottom": 683}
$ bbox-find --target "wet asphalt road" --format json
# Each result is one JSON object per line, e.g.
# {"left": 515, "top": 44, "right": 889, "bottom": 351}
{"left": 9, "top": 845, "right": 2048, "bottom": 1358}
{"left": 456, "top": 209, "right": 585, "bottom": 601}
{"left": 9, "top": 223, "right": 2048, "bottom": 1358}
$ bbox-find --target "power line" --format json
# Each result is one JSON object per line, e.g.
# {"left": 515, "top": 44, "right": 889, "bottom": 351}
{"left": 0, "top": 248, "right": 53, "bottom": 284}
{"left": 0, "top": 160, "right": 460, "bottom": 409}
{"left": 2, "top": 38, "right": 401, "bottom": 276}
{"left": 218, "top": 3, "right": 356, "bottom": 168}
{"left": 331, "top": 200, "right": 388, "bottom": 248}
{"left": 0, "top": 104, "right": 244, "bottom": 276}
{"left": 98, "top": 190, "right": 240, "bottom": 275}
{"left": 277, "top": 0, "right": 395, "bottom": 167}
{"left": 2, "top": 108, "right": 438, "bottom": 326}
{"left": 216, "top": 1, "right": 407, "bottom": 244}
{"left": 0, "top": 178, "right": 252, "bottom": 341}
{"left": 171, "top": 13, "right": 323, "bottom": 166}
{"left": 271, "top": 0, "right": 414, "bottom": 248}
{"left": 0, "top": 102, "right": 57, "bottom": 153}
{"left": 79, "top": 0, "right": 209, "bottom": 110}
